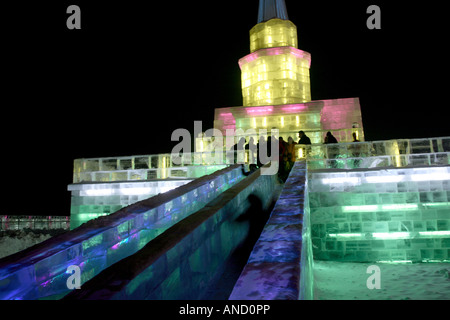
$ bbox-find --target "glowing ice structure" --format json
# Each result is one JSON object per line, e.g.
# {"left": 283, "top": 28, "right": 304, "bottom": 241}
{"left": 240, "top": 43, "right": 311, "bottom": 106}
{"left": 243, "top": 16, "right": 310, "bottom": 107}
{"left": 0, "top": 165, "right": 244, "bottom": 300}
{"left": 213, "top": 98, "right": 364, "bottom": 145}
{"left": 306, "top": 136, "right": 450, "bottom": 170}
{"left": 70, "top": 153, "right": 230, "bottom": 229}
{"left": 308, "top": 165, "right": 450, "bottom": 262}
{"left": 73, "top": 153, "right": 229, "bottom": 183}
{"left": 68, "top": 180, "right": 192, "bottom": 229}
{"left": 64, "top": 166, "right": 279, "bottom": 300}
{"left": 213, "top": 5, "right": 364, "bottom": 147}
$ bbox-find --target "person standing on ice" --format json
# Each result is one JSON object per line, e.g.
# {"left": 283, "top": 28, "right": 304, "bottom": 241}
{"left": 324, "top": 131, "right": 338, "bottom": 144}
{"left": 298, "top": 130, "right": 311, "bottom": 145}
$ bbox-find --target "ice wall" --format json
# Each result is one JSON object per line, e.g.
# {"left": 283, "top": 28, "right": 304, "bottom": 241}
{"left": 68, "top": 180, "right": 192, "bottom": 229}
{"left": 306, "top": 137, "right": 450, "bottom": 170}
{"left": 0, "top": 165, "right": 244, "bottom": 300}
{"left": 213, "top": 98, "right": 364, "bottom": 144}
{"left": 309, "top": 166, "right": 450, "bottom": 262}
{"left": 71, "top": 154, "right": 229, "bottom": 228}
{"left": 64, "top": 166, "right": 279, "bottom": 300}
{"left": 250, "top": 18, "right": 297, "bottom": 53}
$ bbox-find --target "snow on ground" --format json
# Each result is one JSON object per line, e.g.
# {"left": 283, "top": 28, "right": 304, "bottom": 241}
{"left": 313, "top": 260, "right": 450, "bottom": 300}
{"left": 0, "top": 230, "right": 64, "bottom": 259}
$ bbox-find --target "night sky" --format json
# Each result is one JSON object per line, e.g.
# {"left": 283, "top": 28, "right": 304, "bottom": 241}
{"left": 2, "top": 1, "right": 448, "bottom": 216}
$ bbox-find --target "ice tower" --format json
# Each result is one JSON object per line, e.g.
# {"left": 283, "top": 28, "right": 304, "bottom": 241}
{"left": 213, "top": 0, "right": 365, "bottom": 146}
{"left": 242, "top": 0, "right": 310, "bottom": 106}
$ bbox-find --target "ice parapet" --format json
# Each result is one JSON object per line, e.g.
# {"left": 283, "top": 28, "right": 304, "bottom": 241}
{"left": 68, "top": 180, "right": 192, "bottom": 229}
{"left": 308, "top": 166, "right": 450, "bottom": 262}
{"left": 213, "top": 98, "right": 364, "bottom": 145}
{"left": 73, "top": 154, "right": 228, "bottom": 183}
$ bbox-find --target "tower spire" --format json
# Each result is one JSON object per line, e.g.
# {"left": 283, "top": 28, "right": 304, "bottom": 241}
{"left": 257, "top": 0, "right": 289, "bottom": 23}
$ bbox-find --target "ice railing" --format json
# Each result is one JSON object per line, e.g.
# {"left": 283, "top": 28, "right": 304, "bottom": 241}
{"left": 73, "top": 153, "right": 233, "bottom": 183}
{"left": 233, "top": 127, "right": 365, "bottom": 145}
{"left": 73, "top": 137, "right": 450, "bottom": 183}
{"left": 1, "top": 216, "right": 70, "bottom": 231}
{"left": 298, "top": 136, "right": 450, "bottom": 170}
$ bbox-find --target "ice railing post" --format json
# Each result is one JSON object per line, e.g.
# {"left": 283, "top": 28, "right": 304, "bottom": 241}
{"left": 73, "top": 149, "right": 261, "bottom": 183}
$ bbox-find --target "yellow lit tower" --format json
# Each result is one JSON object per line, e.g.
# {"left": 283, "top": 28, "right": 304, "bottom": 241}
{"left": 240, "top": 0, "right": 311, "bottom": 106}
{"left": 213, "top": 0, "right": 364, "bottom": 146}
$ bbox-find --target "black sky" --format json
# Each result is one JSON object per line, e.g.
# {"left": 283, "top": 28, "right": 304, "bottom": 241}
{"left": 2, "top": 1, "right": 448, "bottom": 215}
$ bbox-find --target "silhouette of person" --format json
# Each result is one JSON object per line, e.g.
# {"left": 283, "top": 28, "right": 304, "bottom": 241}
{"left": 298, "top": 130, "right": 311, "bottom": 145}
{"left": 324, "top": 131, "right": 338, "bottom": 144}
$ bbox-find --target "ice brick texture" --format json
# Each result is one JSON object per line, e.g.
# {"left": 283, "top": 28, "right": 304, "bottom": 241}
{"left": 0, "top": 166, "right": 244, "bottom": 300}
{"left": 308, "top": 166, "right": 450, "bottom": 262}
{"left": 71, "top": 154, "right": 230, "bottom": 228}
{"left": 241, "top": 16, "right": 310, "bottom": 107}
{"left": 250, "top": 18, "right": 297, "bottom": 53}
{"left": 68, "top": 180, "right": 192, "bottom": 229}
{"left": 240, "top": 46, "right": 311, "bottom": 106}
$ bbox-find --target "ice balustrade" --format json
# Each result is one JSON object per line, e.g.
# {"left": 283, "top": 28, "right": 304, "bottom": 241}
{"left": 301, "top": 136, "right": 450, "bottom": 169}
{"left": 73, "top": 153, "right": 233, "bottom": 183}
{"left": 64, "top": 165, "right": 279, "bottom": 299}
{"left": 0, "top": 165, "right": 244, "bottom": 300}
{"left": 82, "top": 138, "right": 450, "bottom": 179}
{"left": 1, "top": 216, "right": 70, "bottom": 231}
{"left": 308, "top": 165, "right": 450, "bottom": 263}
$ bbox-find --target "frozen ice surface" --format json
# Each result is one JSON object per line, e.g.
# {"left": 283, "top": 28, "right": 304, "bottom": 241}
{"left": 313, "top": 260, "right": 450, "bottom": 300}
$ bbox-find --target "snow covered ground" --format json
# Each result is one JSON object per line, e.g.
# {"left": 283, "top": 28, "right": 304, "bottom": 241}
{"left": 313, "top": 260, "right": 450, "bottom": 300}
{"left": 0, "top": 230, "right": 65, "bottom": 259}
